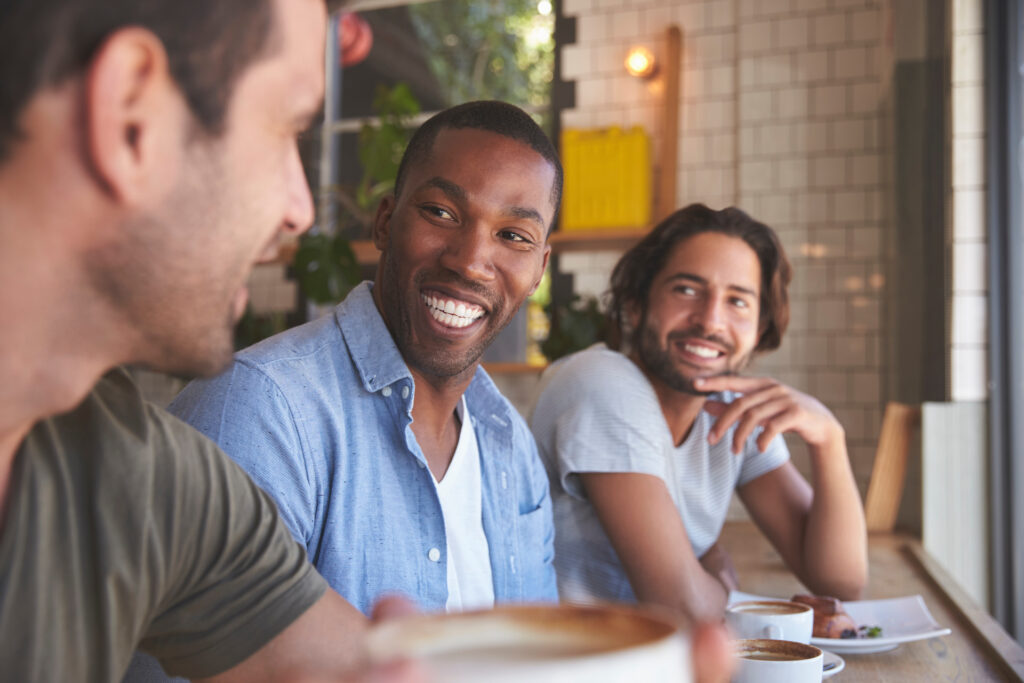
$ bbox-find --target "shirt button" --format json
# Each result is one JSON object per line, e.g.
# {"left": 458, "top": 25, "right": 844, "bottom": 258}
{"left": 428, "top": 547, "right": 441, "bottom": 562}
{"left": 401, "top": 386, "right": 410, "bottom": 399}
{"left": 417, "top": 460, "right": 426, "bottom": 469}
{"left": 381, "top": 386, "right": 392, "bottom": 397}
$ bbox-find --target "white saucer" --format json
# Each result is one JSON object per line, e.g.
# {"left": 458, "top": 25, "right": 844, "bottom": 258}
{"left": 821, "top": 649, "right": 845, "bottom": 679}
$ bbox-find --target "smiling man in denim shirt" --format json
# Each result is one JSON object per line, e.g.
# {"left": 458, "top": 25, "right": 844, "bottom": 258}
{"left": 169, "top": 101, "right": 559, "bottom": 615}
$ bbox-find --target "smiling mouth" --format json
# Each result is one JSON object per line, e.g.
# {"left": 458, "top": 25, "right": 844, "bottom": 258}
{"left": 680, "top": 341, "right": 725, "bottom": 360}
{"left": 421, "top": 292, "right": 486, "bottom": 329}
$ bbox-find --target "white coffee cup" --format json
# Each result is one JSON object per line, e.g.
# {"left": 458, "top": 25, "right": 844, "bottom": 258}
{"left": 365, "top": 603, "right": 692, "bottom": 683}
{"left": 726, "top": 599, "right": 814, "bottom": 644}
{"left": 734, "top": 638, "right": 824, "bottom": 683}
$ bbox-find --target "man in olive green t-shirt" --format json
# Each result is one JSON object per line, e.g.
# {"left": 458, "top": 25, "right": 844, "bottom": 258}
{"left": 5, "top": 371, "right": 331, "bottom": 680}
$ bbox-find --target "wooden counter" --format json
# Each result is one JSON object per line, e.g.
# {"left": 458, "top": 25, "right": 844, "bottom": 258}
{"left": 719, "top": 521, "right": 1024, "bottom": 682}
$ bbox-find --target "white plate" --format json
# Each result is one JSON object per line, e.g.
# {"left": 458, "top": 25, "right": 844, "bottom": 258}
{"left": 821, "top": 649, "right": 845, "bottom": 679}
{"left": 728, "top": 591, "right": 952, "bottom": 654}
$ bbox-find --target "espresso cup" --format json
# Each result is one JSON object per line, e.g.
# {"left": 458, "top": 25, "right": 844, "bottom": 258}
{"left": 365, "top": 603, "right": 691, "bottom": 683}
{"left": 725, "top": 600, "right": 814, "bottom": 644}
{"left": 734, "top": 638, "right": 824, "bottom": 683}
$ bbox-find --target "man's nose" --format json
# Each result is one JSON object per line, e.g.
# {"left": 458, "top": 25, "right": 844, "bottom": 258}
{"left": 281, "top": 143, "right": 315, "bottom": 236}
{"left": 439, "top": 224, "right": 496, "bottom": 282}
{"left": 692, "top": 295, "right": 727, "bottom": 332}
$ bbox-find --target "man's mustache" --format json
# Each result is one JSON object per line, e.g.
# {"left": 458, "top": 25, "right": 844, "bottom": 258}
{"left": 416, "top": 271, "right": 499, "bottom": 311}
{"left": 666, "top": 328, "right": 735, "bottom": 354}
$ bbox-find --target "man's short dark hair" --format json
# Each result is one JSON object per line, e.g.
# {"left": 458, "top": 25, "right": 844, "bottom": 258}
{"left": 607, "top": 203, "right": 793, "bottom": 353}
{"left": 0, "top": 0, "right": 288, "bottom": 163}
{"left": 393, "top": 100, "right": 564, "bottom": 232}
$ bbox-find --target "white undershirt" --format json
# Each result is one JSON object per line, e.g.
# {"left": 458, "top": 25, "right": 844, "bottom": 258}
{"left": 433, "top": 396, "right": 495, "bottom": 612}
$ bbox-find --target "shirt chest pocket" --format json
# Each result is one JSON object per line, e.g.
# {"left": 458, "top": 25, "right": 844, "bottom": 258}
{"left": 514, "top": 503, "right": 550, "bottom": 560}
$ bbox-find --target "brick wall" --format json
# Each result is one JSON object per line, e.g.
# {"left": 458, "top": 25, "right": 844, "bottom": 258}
{"left": 559, "top": 0, "right": 893, "bottom": 492}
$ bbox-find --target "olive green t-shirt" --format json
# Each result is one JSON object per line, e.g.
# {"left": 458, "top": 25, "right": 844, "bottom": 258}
{"left": 0, "top": 370, "right": 328, "bottom": 682}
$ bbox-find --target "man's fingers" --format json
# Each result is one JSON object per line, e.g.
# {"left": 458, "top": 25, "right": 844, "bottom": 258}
{"left": 756, "top": 406, "right": 802, "bottom": 452}
{"left": 691, "top": 621, "right": 735, "bottom": 683}
{"left": 694, "top": 375, "right": 774, "bottom": 393}
{"left": 731, "top": 401, "right": 789, "bottom": 454}
{"left": 708, "top": 384, "right": 788, "bottom": 445}
{"left": 348, "top": 660, "right": 429, "bottom": 683}
{"left": 703, "top": 400, "right": 727, "bottom": 417}
{"left": 370, "top": 594, "right": 421, "bottom": 621}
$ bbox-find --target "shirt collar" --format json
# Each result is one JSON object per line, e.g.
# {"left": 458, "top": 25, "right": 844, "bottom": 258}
{"left": 336, "top": 281, "right": 412, "bottom": 394}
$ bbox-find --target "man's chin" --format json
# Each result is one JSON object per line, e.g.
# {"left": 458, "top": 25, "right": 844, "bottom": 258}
{"left": 666, "top": 375, "right": 716, "bottom": 397}
{"left": 143, "top": 331, "right": 236, "bottom": 380}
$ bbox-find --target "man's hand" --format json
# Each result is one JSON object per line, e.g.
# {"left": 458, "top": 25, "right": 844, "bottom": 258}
{"left": 699, "top": 541, "right": 739, "bottom": 594}
{"left": 370, "top": 595, "right": 421, "bottom": 621}
{"left": 692, "top": 621, "right": 735, "bottom": 683}
{"left": 356, "top": 596, "right": 427, "bottom": 683}
{"left": 693, "top": 376, "right": 843, "bottom": 454}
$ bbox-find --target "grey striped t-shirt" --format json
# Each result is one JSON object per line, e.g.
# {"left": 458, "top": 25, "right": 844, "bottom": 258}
{"left": 528, "top": 344, "right": 788, "bottom": 604}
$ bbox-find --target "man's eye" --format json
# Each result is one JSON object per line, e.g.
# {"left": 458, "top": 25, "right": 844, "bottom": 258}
{"left": 499, "top": 229, "right": 532, "bottom": 244}
{"left": 423, "top": 205, "right": 455, "bottom": 220}
{"left": 674, "top": 285, "right": 696, "bottom": 295}
{"left": 732, "top": 298, "right": 750, "bottom": 309}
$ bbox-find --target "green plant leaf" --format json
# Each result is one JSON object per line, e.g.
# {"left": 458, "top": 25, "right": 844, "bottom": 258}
{"left": 540, "top": 295, "right": 607, "bottom": 361}
{"left": 293, "top": 232, "right": 362, "bottom": 304}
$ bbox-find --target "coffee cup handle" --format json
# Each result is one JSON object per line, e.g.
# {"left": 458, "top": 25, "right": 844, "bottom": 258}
{"left": 763, "top": 625, "right": 783, "bottom": 640}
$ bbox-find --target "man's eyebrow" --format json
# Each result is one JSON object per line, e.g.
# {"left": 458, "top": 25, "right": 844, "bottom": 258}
{"left": 506, "top": 205, "right": 546, "bottom": 229}
{"left": 666, "top": 272, "right": 758, "bottom": 298}
{"left": 418, "top": 177, "right": 545, "bottom": 229}
{"left": 421, "top": 177, "right": 468, "bottom": 201}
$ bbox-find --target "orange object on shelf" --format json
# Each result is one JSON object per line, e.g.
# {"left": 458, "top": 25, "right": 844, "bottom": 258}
{"left": 560, "top": 126, "right": 652, "bottom": 231}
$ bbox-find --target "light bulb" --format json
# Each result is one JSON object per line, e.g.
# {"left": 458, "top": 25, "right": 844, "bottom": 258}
{"left": 625, "top": 46, "right": 656, "bottom": 78}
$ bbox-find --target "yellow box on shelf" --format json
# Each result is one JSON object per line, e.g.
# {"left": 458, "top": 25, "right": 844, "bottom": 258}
{"left": 561, "top": 126, "right": 652, "bottom": 231}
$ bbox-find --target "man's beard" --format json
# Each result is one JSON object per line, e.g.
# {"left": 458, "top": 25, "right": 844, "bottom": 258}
{"left": 634, "top": 322, "right": 750, "bottom": 396}
{"left": 378, "top": 252, "right": 516, "bottom": 381}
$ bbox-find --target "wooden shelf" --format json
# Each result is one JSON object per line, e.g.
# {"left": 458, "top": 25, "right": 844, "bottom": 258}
{"left": 548, "top": 227, "right": 648, "bottom": 253}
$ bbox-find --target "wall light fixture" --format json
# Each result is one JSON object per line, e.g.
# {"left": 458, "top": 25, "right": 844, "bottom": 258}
{"left": 625, "top": 46, "right": 657, "bottom": 79}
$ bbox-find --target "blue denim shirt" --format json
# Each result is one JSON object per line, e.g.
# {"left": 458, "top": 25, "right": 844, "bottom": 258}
{"left": 168, "top": 282, "right": 557, "bottom": 615}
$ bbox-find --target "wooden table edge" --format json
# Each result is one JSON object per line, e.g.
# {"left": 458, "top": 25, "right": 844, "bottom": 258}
{"left": 902, "top": 539, "right": 1024, "bottom": 681}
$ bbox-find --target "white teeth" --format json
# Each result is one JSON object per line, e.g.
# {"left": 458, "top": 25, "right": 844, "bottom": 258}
{"left": 421, "top": 293, "right": 485, "bottom": 328}
{"left": 685, "top": 343, "right": 721, "bottom": 359}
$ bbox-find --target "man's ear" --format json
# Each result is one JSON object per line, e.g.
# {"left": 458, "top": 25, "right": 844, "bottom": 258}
{"left": 527, "top": 244, "right": 552, "bottom": 297}
{"left": 85, "top": 27, "right": 181, "bottom": 204}
{"left": 371, "top": 195, "right": 396, "bottom": 251}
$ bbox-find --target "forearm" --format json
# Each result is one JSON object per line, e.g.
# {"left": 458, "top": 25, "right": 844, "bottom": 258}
{"left": 200, "top": 590, "right": 370, "bottom": 683}
{"left": 632, "top": 561, "right": 731, "bottom": 624}
{"left": 799, "top": 435, "right": 868, "bottom": 599}
{"left": 580, "top": 472, "right": 732, "bottom": 624}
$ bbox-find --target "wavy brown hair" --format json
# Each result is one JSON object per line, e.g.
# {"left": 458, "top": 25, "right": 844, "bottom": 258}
{"left": 606, "top": 203, "right": 792, "bottom": 353}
